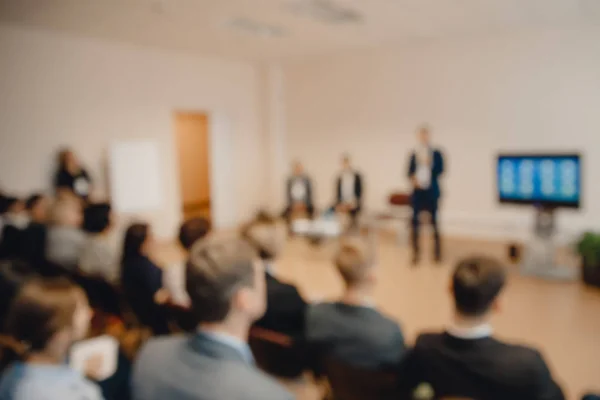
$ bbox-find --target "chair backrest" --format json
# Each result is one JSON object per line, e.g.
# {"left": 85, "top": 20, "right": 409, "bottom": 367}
{"left": 324, "top": 356, "right": 397, "bottom": 400}
{"left": 389, "top": 193, "right": 411, "bottom": 206}
{"left": 248, "top": 327, "right": 306, "bottom": 378}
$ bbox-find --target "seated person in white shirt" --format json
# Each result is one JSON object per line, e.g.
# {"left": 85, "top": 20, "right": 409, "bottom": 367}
{"left": 46, "top": 197, "right": 86, "bottom": 271}
{"left": 79, "top": 203, "right": 119, "bottom": 283}
{"left": 162, "top": 217, "right": 211, "bottom": 308}
{"left": 306, "top": 238, "right": 405, "bottom": 370}
{"left": 282, "top": 161, "right": 315, "bottom": 222}
{"left": 331, "top": 155, "right": 363, "bottom": 228}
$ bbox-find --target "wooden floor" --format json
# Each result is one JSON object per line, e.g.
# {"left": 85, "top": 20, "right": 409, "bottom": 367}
{"left": 268, "top": 234, "right": 600, "bottom": 400}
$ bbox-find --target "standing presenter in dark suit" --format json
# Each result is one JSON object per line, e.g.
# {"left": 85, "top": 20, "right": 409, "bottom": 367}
{"left": 408, "top": 126, "right": 444, "bottom": 265}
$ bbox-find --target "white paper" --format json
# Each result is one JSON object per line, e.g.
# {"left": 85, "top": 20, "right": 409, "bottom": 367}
{"left": 70, "top": 335, "right": 118, "bottom": 381}
{"left": 109, "top": 140, "right": 163, "bottom": 213}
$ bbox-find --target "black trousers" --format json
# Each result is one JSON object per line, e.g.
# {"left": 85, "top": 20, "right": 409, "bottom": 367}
{"left": 411, "top": 190, "right": 441, "bottom": 259}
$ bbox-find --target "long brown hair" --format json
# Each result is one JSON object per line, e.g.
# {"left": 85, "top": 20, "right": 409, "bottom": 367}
{"left": 0, "top": 278, "right": 84, "bottom": 370}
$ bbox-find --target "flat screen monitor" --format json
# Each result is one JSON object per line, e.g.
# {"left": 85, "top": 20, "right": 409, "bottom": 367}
{"left": 497, "top": 153, "right": 581, "bottom": 208}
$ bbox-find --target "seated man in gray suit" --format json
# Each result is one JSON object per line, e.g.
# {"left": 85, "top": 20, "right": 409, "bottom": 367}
{"left": 132, "top": 237, "right": 294, "bottom": 400}
{"left": 306, "top": 238, "right": 406, "bottom": 370}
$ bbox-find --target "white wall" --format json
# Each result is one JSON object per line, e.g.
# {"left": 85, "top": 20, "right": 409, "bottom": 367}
{"left": 283, "top": 28, "right": 600, "bottom": 240}
{"left": 0, "top": 24, "right": 267, "bottom": 238}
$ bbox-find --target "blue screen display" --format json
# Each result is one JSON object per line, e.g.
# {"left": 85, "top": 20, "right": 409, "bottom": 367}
{"left": 497, "top": 155, "right": 580, "bottom": 207}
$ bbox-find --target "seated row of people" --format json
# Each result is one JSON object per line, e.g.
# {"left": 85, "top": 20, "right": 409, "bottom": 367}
{"left": 243, "top": 212, "right": 566, "bottom": 400}
{"left": 283, "top": 155, "right": 363, "bottom": 227}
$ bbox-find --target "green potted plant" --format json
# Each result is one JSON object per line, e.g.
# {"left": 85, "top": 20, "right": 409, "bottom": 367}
{"left": 576, "top": 232, "right": 600, "bottom": 288}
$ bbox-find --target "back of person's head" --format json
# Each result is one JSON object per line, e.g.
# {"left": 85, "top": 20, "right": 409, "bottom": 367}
{"left": 50, "top": 198, "right": 82, "bottom": 228}
{"left": 452, "top": 256, "right": 507, "bottom": 318}
{"left": 57, "top": 148, "right": 76, "bottom": 171}
{"left": 334, "top": 238, "right": 375, "bottom": 288}
{"left": 25, "top": 194, "right": 48, "bottom": 223}
{"left": 121, "top": 223, "right": 149, "bottom": 264}
{"left": 178, "top": 217, "right": 211, "bottom": 251}
{"left": 242, "top": 211, "right": 285, "bottom": 261}
{"left": 83, "top": 203, "right": 111, "bottom": 234}
{"left": 0, "top": 278, "right": 90, "bottom": 370}
{"left": 186, "top": 237, "right": 265, "bottom": 326}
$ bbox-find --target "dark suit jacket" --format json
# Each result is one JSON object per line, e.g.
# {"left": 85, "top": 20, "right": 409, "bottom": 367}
{"left": 408, "top": 149, "right": 444, "bottom": 200}
{"left": 0, "top": 224, "right": 23, "bottom": 260}
{"left": 306, "top": 302, "right": 405, "bottom": 370}
{"left": 397, "top": 332, "right": 565, "bottom": 400}
{"left": 254, "top": 272, "right": 307, "bottom": 337}
{"left": 132, "top": 333, "right": 293, "bottom": 400}
{"left": 18, "top": 222, "right": 47, "bottom": 267}
{"left": 286, "top": 176, "right": 313, "bottom": 210}
{"left": 336, "top": 172, "right": 363, "bottom": 208}
{"left": 121, "top": 255, "right": 168, "bottom": 334}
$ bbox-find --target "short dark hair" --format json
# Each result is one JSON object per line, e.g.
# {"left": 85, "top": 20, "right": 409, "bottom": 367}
{"left": 241, "top": 211, "right": 280, "bottom": 261}
{"left": 452, "top": 257, "right": 506, "bottom": 317}
{"left": 186, "top": 238, "right": 256, "bottom": 323}
{"left": 25, "top": 194, "right": 43, "bottom": 211}
{"left": 178, "top": 218, "right": 211, "bottom": 250}
{"left": 82, "top": 203, "right": 111, "bottom": 234}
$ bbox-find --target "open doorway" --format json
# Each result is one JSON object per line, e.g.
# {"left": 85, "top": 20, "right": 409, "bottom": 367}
{"left": 174, "top": 112, "right": 211, "bottom": 222}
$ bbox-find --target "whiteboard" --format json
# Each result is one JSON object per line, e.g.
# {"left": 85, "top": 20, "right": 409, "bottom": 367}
{"left": 109, "top": 140, "right": 163, "bottom": 213}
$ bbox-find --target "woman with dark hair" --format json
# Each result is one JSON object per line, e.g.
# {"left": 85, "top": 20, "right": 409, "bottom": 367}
{"left": 120, "top": 223, "right": 168, "bottom": 335}
{"left": 54, "top": 149, "right": 92, "bottom": 200}
{"left": 0, "top": 278, "right": 102, "bottom": 400}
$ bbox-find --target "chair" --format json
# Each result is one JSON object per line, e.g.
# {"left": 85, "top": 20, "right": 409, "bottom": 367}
{"left": 322, "top": 355, "right": 398, "bottom": 400}
{"left": 248, "top": 326, "right": 306, "bottom": 378}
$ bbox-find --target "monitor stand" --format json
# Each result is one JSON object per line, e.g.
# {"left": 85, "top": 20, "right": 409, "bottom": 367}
{"left": 520, "top": 205, "right": 579, "bottom": 281}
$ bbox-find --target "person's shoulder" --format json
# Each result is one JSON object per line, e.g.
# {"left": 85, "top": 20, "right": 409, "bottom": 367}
{"left": 490, "top": 338, "right": 548, "bottom": 368}
{"left": 413, "top": 331, "right": 447, "bottom": 349}
{"left": 11, "top": 370, "right": 102, "bottom": 400}
{"left": 223, "top": 364, "right": 293, "bottom": 399}
{"left": 137, "top": 336, "right": 188, "bottom": 363}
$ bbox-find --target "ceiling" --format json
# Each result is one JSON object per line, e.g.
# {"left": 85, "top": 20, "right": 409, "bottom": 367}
{"left": 1, "top": 0, "right": 599, "bottom": 61}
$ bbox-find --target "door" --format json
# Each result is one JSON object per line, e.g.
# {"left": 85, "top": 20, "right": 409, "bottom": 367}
{"left": 174, "top": 112, "right": 211, "bottom": 221}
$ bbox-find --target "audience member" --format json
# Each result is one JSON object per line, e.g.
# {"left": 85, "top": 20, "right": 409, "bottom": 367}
{"left": 162, "top": 217, "right": 212, "bottom": 307}
{"left": 46, "top": 197, "right": 86, "bottom": 271}
{"left": 54, "top": 148, "right": 93, "bottom": 200}
{"left": 0, "top": 278, "right": 102, "bottom": 400}
{"left": 121, "top": 222, "right": 169, "bottom": 335}
{"left": 18, "top": 194, "right": 50, "bottom": 267}
{"left": 0, "top": 197, "right": 27, "bottom": 260}
{"left": 306, "top": 238, "right": 405, "bottom": 369}
{"left": 243, "top": 212, "right": 307, "bottom": 337}
{"left": 283, "top": 161, "right": 315, "bottom": 223}
{"left": 397, "top": 256, "right": 565, "bottom": 400}
{"left": 132, "top": 237, "right": 293, "bottom": 400}
{"left": 80, "top": 203, "right": 119, "bottom": 282}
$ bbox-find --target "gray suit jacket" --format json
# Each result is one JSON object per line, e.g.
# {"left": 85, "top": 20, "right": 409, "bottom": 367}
{"left": 132, "top": 334, "right": 293, "bottom": 400}
{"left": 306, "top": 302, "right": 405, "bottom": 369}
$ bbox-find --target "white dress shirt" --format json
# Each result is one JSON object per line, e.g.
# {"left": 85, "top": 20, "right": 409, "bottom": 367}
{"left": 291, "top": 178, "right": 307, "bottom": 202}
{"left": 415, "top": 146, "right": 433, "bottom": 189}
{"left": 341, "top": 171, "right": 356, "bottom": 203}
{"left": 447, "top": 323, "right": 493, "bottom": 340}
